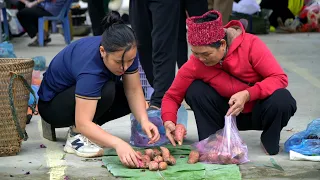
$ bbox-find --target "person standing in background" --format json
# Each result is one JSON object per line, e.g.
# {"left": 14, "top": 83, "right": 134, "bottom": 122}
{"left": 87, "top": 0, "right": 110, "bottom": 36}
{"left": 129, "top": 0, "right": 208, "bottom": 110}
{"left": 178, "top": 0, "right": 208, "bottom": 68}
{"left": 207, "top": 0, "right": 233, "bottom": 25}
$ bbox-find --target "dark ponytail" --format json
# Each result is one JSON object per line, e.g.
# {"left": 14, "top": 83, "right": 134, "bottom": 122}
{"left": 101, "top": 11, "right": 137, "bottom": 71}
{"left": 100, "top": 11, "right": 136, "bottom": 53}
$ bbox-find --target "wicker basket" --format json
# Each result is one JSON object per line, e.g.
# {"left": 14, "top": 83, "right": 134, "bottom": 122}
{"left": 0, "top": 58, "right": 34, "bottom": 157}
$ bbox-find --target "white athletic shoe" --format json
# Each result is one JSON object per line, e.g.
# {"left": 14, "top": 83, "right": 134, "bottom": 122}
{"left": 63, "top": 131, "right": 104, "bottom": 158}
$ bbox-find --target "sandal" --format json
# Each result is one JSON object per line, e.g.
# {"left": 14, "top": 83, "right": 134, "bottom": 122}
{"left": 28, "top": 38, "right": 52, "bottom": 47}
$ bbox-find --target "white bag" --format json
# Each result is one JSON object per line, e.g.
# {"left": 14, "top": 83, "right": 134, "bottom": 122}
{"left": 7, "top": 9, "right": 25, "bottom": 35}
{"left": 232, "top": 0, "right": 261, "bottom": 15}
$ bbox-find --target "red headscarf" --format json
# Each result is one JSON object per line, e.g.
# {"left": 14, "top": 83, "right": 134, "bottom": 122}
{"left": 186, "top": 10, "right": 225, "bottom": 46}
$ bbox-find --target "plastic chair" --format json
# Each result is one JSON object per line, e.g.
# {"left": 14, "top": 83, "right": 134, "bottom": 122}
{"left": 38, "top": 0, "right": 73, "bottom": 46}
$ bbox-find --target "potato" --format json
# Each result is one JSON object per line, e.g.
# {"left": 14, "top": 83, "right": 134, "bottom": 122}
{"left": 154, "top": 155, "right": 163, "bottom": 163}
{"left": 166, "top": 155, "right": 176, "bottom": 165}
{"left": 199, "top": 154, "right": 208, "bottom": 162}
{"left": 158, "top": 162, "right": 168, "bottom": 171}
{"left": 232, "top": 147, "right": 244, "bottom": 160}
{"left": 188, "top": 150, "right": 200, "bottom": 164}
{"left": 160, "top": 146, "right": 170, "bottom": 161}
{"left": 145, "top": 149, "right": 154, "bottom": 159}
{"left": 174, "top": 124, "right": 186, "bottom": 145}
{"left": 218, "top": 154, "right": 232, "bottom": 164}
{"left": 231, "top": 158, "right": 240, "bottom": 164}
{"left": 153, "top": 148, "right": 162, "bottom": 157}
{"left": 136, "top": 151, "right": 143, "bottom": 157}
{"left": 148, "top": 161, "right": 159, "bottom": 171}
{"left": 215, "top": 134, "right": 224, "bottom": 142}
{"left": 204, "top": 140, "right": 219, "bottom": 149}
{"left": 136, "top": 159, "right": 145, "bottom": 169}
{"left": 206, "top": 152, "right": 219, "bottom": 162}
{"left": 137, "top": 155, "right": 151, "bottom": 169}
{"left": 142, "top": 155, "right": 151, "bottom": 163}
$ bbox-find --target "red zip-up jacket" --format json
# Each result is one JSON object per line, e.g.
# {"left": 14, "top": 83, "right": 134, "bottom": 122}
{"left": 161, "top": 20, "right": 288, "bottom": 124}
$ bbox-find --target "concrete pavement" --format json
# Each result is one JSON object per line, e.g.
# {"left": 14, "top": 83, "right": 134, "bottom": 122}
{"left": 0, "top": 32, "right": 320, "bottom": 180}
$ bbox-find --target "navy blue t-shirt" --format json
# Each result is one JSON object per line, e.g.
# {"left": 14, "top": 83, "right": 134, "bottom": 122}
{"left": 38, "top": 36, "right": 139, "bottom": 101}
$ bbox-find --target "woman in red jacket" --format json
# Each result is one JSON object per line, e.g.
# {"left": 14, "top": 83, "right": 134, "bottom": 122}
{"left": 161, "top": 10, "right": 297, "bottom": 155}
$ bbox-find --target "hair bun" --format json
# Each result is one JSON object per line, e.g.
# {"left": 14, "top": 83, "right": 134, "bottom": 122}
{"left": 101, "top": 11, "right": 124, "bottom": 30}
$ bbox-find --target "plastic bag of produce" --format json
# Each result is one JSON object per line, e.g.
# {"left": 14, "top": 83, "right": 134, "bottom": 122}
{"left": 192, "top": 115, "right": 249, "bottom": 165}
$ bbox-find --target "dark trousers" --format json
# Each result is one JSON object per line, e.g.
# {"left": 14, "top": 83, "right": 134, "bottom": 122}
{"left": 178, "top": 0, "right": 208, "bottom": 68}
{"left": 16, "top": 6, "right": 52, "bottom": 38}
{"left": 38, "top": 81, "right": 131, "bottom": 128}
{"left": 185, "top": 80, "right": 297, "bottom": 155}
{"left": 260, "top": 0, "right": 295, "bottom": 28}
{"left": 87, "top": 0, "right": 108, "bottom": 36}
{"left": 129, "top": 0, "right": 207, "bottom": 107}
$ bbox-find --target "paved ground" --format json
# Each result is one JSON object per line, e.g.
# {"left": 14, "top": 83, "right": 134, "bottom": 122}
{"left": 0, "top": 32, "right": 320, "bottom": 180}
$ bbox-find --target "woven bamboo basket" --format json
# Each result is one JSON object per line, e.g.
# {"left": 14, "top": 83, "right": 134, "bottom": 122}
{"left": 0, "top": 58, "right": 34, "bottom": 156}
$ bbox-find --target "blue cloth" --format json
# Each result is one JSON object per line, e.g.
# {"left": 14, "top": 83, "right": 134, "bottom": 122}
{"left": 38, "top": 0, "right": 66, "bottom": 16}
{"left": 38, "top": 36, "right": 139, "bottom": 101}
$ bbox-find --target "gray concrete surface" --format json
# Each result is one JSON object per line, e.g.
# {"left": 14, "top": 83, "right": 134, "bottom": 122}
{"left": 0, "top": 33, "right": 320, "bottom": 180}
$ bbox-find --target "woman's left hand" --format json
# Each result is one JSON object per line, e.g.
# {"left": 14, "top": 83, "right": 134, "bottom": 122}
{"left": 141, "top": 121, "right": 160, "bottom": 144}
{"left": 227, "top": 90, "right": 250, "bottom": 116}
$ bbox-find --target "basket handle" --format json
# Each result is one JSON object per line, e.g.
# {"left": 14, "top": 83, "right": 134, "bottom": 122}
{"left": 8, "top": 71, "right": 38, "bottom": 141}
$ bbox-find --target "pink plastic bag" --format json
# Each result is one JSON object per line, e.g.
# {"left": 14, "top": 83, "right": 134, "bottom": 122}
{"left": 192, "top": 116, "right": 249, "bottom": 165}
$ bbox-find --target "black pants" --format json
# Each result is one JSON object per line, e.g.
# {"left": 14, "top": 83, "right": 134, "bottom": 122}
{"left": 87, "top": 0, "right": 108, "bottom": 36}
{"left": 129, "top": 0, "right": 207, "bottom": 107}
{"left": 260, "top": 0, "right": 295, "bottom": 28}
{"left": 38, "top": 81, "right": 131, "bottom": 128}
{"left": 178, "top": 0, "right": 208, "bottom": 68}
{"left": 185, "top": 80, "right": 297, "bottom": 155}
{"left": 16, "top": 6, "right": 52, "bottom": 38}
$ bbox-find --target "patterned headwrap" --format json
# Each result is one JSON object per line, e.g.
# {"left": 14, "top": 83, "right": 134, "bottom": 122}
{"left": 186, "top": 10, "right": 225, "bottom": 46}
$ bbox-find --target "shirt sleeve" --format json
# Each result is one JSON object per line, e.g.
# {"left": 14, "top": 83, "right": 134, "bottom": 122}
{"left": 246, "top": 36, "right": 288, "bottom": 102}
{"left": 125, "top": 55, "right": 139, "bottom": 74}
{"left": 75, "top": 74, "right": 106, "bottom": 100}
{"left": 161, "top": 60, "right": 196, "bottom": 124}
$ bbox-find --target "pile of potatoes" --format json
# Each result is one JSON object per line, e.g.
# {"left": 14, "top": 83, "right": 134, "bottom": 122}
{"left": 134, "top": 147, "right": 201, "bottom": 171}
{"left": 135, "top": 146, "right": 176, "bottom": 171}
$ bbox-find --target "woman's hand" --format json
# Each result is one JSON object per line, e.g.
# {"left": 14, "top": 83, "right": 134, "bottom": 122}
{"left": 141, "top": 120, "right": 160, "bottom": 144}
{"left": 115, "top": 140, "right": 142, "bottom": 168}
{"left": 227, "top": 90, "right": 250, "bottom": 116}
{"left": 164, "top": 121, "right": 176, "bottom": 146}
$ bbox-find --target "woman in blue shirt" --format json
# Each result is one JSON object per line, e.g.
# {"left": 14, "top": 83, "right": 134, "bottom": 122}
{"left": 38, "top": 11, "right": 160, "bottom": 168}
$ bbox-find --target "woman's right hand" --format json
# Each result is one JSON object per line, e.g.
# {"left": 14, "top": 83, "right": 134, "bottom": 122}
{"left": 115, "top": 140, "right": 142, "bottom": 168}
{"left": 164, "top": 121, "right": 177, "bottom": 146}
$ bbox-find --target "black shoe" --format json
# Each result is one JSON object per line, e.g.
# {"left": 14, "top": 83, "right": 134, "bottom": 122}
{"left": 147, "top": 104, "right": 160, "bottom": 111}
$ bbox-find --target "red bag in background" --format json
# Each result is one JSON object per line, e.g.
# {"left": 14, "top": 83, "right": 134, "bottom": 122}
{"left": 192, "top": 116, "right": 249, "bottom": 165}
{"left": 298, "top": 1, "right": 320, "bottom": 32}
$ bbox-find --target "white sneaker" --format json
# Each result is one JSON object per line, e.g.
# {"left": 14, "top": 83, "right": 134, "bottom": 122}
{"left": 63, "top": 131, "right": 104, "bottom": 158}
